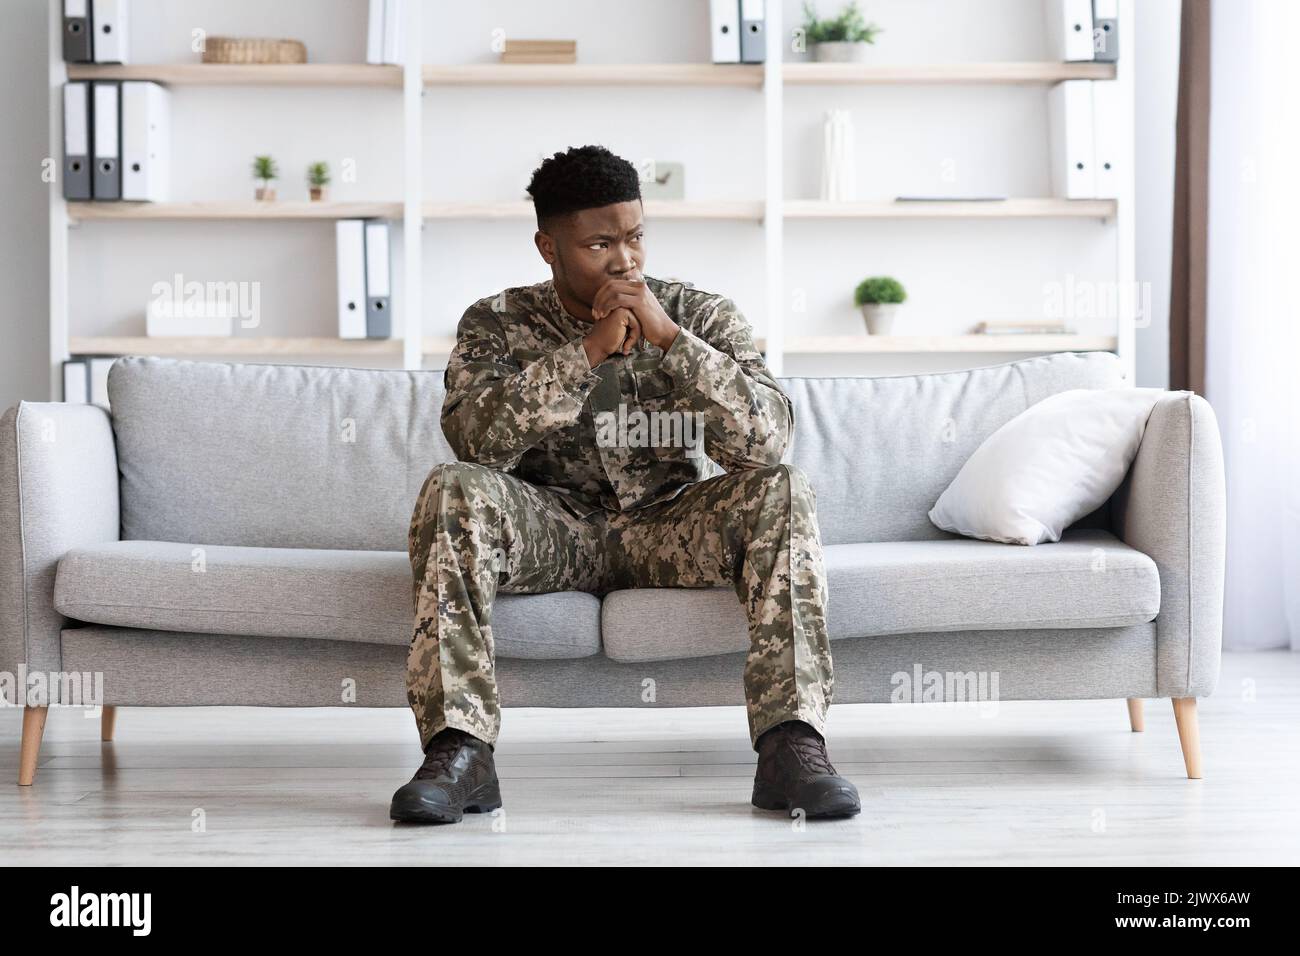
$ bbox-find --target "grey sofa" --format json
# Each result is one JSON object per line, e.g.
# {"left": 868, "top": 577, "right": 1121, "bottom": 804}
{"left": 1, "top": 350, "right": 1226, "bottom": 785}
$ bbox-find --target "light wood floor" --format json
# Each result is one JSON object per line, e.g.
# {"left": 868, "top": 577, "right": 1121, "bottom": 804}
{"left": 2, "top": 650, "right": 1296, "bottom": 865}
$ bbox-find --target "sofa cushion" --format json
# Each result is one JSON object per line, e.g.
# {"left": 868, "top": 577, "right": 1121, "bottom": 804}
{"left": 600, "top": 528, "right": 1160, "bottom": 662}
{"left": 780, "top": 351, "right": 1125, "bottom": 544}
{"left": 53, "top": 540, "right": 601, "bottom": 660}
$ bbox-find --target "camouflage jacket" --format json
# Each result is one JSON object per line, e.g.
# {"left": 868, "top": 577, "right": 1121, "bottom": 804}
{"left": 440, "top": 275, "right": 793, "bottom": 519}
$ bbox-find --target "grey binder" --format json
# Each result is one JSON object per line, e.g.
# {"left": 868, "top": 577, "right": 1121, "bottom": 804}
{"left": 91, "top": 81, "right": 120, "bottom": 200}
{"left": 1092, "top": 0, "right": 1119, "bottom": 62}
{"left": 740, "top": 0, "right": 766, "bottom": 63}
{"left": 364, "top": 220, "right": 392, "bottom": 338}
{"left": 63, "top": 0, "right": 93, "bottom": 62}
{"left": 63, "top": 82, "right": 92, "bottom": 200}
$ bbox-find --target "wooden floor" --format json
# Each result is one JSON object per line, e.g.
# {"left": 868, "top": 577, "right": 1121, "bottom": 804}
{"left": 2, "top": 650, "right": 1296, "bottom": 865}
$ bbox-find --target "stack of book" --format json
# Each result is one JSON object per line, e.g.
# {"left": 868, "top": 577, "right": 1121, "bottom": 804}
{"left": 500, "top": 40, "right": 577, "bottom": 64}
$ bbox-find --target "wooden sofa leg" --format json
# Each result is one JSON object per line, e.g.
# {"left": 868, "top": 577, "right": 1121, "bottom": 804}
{"left": 102, "top": 705, "right": 117, "bottom": 742}
{"left": 19, "top": 705, "right": 48, "bottom": 786}
{"left": 1126, "top": 698, "right": 1144, "bottom": 732}
{"left": 1172, "top": 697, "right": 1203, "bottom": 779}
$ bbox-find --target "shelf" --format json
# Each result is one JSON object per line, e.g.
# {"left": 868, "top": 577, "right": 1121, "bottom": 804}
{"left": 65, "top": 63, "right": 404, "bottom": 87}
{"left": 784, "top": 199, "right": 1116, "bottom": 220}
{"left": 783, "top": 61, "right": 1117, "bottom": 85}
{"left": 764, "top": 335, "right": 1118, "bottom": 354}
{"left": 69, "top": 336, "right": 459, "bottom": 358}
{"left": 422, "top": 63, "right": 764, "bottom": 87}
{"left": 423, "top": 199, "right": 765, "bottom": 221}
{"left": 66, "top": 201, "right": 404, "bottom": 221}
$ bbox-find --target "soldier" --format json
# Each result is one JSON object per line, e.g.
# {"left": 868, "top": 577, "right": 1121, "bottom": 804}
{"left": 392, "top": 145, "right": 860, "bottom": 824}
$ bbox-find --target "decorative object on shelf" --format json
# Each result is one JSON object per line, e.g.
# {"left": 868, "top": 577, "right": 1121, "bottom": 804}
{"left": 307, "top": 162, "right": 331, "bottom": 201}
{"left": 201, "top": 37, "right": 307, "bottom": 65}
{"left": 500, "top": 39, "right": 577, "bottom": 64}
{"left": 820, "top": 109, "right": 855, "bottom": 201}
{"left": 802, "top": 0, "right": 881, "bottom": 62}
{"left": 251, "top": 155, "right": 279, "bottom": 201}
{"left": 367, "top": 0, "right": 406, "bottom": 65}
{"left": 854, "top": 276, "right": 906, "bottom": 334}
{"left": 638, "top": 160, "right": 684, "bottom": 200}
{"left": 974, "top": 320, "right": 1078, "bottom": 335}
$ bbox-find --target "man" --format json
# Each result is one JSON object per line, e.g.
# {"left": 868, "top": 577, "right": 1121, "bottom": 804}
{"left": 392, "top": 145, "right": 860, "bottom": 824}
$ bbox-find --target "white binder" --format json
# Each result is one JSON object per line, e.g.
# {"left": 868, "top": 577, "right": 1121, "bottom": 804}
{"left": 336, "top": 220, "right": 368, "bottom": 339}
{"left": 92, "top": 81, "right": 121, "bottom": 200}
{"left": 63, "top": 82, "right": 92, "bottom": 200}
{"left": 62, "top": 359, "right": 90, "bottom": 403}
{"left": 89, "top": 357, "right": 116, "bottom": 410}
{"left": 91, "top": 0, "right": 129, "bottom": 64}
{"left": 366, "top": 0, "right": 385, "bottom": 65}
{"left": 121, "top": 81, "right": 170, "bottom": 202}
{"left": 383, "top": 0, "right": 404, "bottom": 66}
{"left": 364, "top": 221, "right": 392, "bottom": 338}
{"left": 1091, "top": 79, "right": 1120, "bottom": 199}
{"left": 1044, "top": 0, "right": 1094, "bottom": 62}
{"left": 1047, "top": 80, "right": 1096, "bottom": 199}
{"left": 710, "top": 0, "right": 740, "bottom": 63}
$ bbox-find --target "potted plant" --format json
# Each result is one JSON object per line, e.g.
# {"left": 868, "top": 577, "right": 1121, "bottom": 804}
{"left": 854, "top": 276, "right": 906, "bottom": 334}
{"left": 802, "top": 0, "right": 882, "bottom": 62}
{"left": 251, "top": 155, "right": 279, "bottom": 201}
{"left": 306, "top": 161, "right": 331, "bottom": 201}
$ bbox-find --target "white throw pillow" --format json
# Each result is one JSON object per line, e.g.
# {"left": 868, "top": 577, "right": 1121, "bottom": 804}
{"left": 928, "top": 387, "right": 1167, "bottom": 546}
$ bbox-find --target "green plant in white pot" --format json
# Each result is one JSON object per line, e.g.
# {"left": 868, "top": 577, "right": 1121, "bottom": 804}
{"left": 855, "top": 276, "right": 906, "bottom": 334}
{"left": 252, "top": 155, "right": 279, "bottom": 201}
{"left": 802, "top": 0, "right": 882, "bottom": 63}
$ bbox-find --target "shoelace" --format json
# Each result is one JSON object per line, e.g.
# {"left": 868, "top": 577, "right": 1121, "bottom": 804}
{"left": 415, "top": 732, "right": 467, "bottom": 780}
{"left": 784, "top": 728, "right": 838, "bottom": 776}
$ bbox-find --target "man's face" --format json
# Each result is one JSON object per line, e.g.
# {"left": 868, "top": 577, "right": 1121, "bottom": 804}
{"left": 536, "top": 199, "right": 645, "bottom": 308}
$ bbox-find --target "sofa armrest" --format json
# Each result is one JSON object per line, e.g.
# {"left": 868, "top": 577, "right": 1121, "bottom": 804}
{"left": 0, "top": 402, "right": 120, "bottom": 698}
{"left": 1110, "top": 391, "right": 1227, "bottom": 698}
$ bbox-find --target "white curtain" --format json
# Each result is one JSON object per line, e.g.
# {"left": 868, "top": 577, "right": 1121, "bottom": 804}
{"left": 1204, "top": 0, "right": 1300, "bottom": 650}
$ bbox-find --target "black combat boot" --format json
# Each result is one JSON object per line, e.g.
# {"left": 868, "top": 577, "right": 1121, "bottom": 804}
{"left": 390, "top": 726, "right": 502, "bottom": 824}
{"left": 751, "top": 719, "right": 861, "bottom": 818}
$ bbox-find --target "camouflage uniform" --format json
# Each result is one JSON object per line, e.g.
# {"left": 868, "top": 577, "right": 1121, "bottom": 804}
{"left": 407, "top": 275, "right": 834, "bottom": 752}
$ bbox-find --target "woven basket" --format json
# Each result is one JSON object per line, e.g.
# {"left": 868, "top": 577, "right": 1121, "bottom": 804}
{"left": 202, "top": 37, "right": 307, "bottom": 65}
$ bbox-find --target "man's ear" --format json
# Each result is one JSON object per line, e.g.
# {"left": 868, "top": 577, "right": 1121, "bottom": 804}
{"left": 534, "top": 229, "right": 555, "bottom": 265}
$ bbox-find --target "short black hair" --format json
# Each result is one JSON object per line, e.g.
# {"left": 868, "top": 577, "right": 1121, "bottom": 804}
{"left": 526, "top": 145, "right": 641, "bottom": 230}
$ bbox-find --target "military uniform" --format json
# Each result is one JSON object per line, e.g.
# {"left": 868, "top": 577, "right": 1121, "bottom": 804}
{"left": 407, "top": 275, "right": 835, "bottom": 753}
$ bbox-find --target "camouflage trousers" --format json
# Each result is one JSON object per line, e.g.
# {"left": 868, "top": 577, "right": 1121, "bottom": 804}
{"left": 406, "top": 461, "right": 834, "bottom": 753}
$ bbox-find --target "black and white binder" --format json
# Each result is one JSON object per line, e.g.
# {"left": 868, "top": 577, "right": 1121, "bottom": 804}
{"left": 91, "top": 0, "right": 129, "bottom": 64}
{"left": 364, "top": 221, "right": 392, "bottom": 338}
{"left": 336, "top": 220, "right": 368, "bottom": 339}
{"left": 1092, "top": 0, "right": 1119, "bottom": 62}
{"left": 91, "top": 81, "right": 121, "bottom": 200}
{"left": 740, "top": 0, "right": 766, "bottom": 63}
{"left": 62, "top": 0, "right": 93, "bottom": 62}
{"left": 88, "top": 357, "right": 116, "bottom": 410}
{"left": 710, "top": 0, "right": 740, "bottom": 63}
{"left": 1045, "top": 0, "right": 1095, "bottom": 62}
{"left": 63, "top": 82, "right": 92, "bottom": 200}
{"left": 62, "top": 358, "right": 90, "bottom": 403}
{"left": 121, "top": 81, "right": 170, "bottom": 202}
{"left": 1047, "top": 79, "right": 1096, "bottom": 199}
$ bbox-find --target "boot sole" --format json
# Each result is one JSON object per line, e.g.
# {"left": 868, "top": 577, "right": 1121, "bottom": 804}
{"left": 752, "top": 781, "right": 861, "bottom": 818}
{"left": 390, "top": 778, "right": 503, "bottom": 824}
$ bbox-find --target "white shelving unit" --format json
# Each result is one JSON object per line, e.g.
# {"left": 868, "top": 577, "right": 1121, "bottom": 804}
{"left": 47, "top": 0, "right": 1138, "bottom": 399}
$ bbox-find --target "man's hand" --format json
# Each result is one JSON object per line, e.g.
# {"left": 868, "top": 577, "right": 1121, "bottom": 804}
{"left": 591, "top": 275, "right": 680, "bottom": 352}
{"left": 583, "top": 306, "right": 642, "bottom": 368}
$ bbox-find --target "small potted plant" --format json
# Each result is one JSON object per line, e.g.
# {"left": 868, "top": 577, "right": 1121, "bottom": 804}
{"left": 306, "top": 161, "right": 331, "bottom": 201}
{"left": 855, "top": 276, "right": 906, "bottom": 334}
{"left": 251, "top": 155, "right": 279, "bottom": 201}
{"left": 802, "top": 0, "right": 882, "bottom": 62}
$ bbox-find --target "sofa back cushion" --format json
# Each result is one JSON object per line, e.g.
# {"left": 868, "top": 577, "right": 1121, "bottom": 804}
{"left": 109, "top": 357, "right": 456, "bottom": 551}
{"left": 779, "top": 352, "right": 1124, "bottom": 544}
{"left": 108, "top": 351, "right": 1123, "bottom": 551}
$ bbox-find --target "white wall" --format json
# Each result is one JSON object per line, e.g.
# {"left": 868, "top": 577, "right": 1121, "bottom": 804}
{"left": 2, "top": 0, "right": 1181, "bottom": 402}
